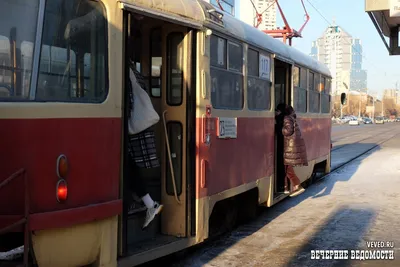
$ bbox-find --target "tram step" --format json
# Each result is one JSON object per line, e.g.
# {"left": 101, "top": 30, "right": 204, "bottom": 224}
{"left": 0, "top": 261, "right": 25, "bottom": 267}
{"left": 127, "top": 211, "right": 161, "bottom": 246}
{"left": 126, "top": 234, "right": 181, "bottom": 256}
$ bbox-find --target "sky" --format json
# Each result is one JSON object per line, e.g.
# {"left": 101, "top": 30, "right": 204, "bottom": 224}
{"left": 234, "top": 0, "right": 400, "bottom": 98}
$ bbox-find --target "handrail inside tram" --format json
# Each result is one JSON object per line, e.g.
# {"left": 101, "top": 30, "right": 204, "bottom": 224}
{"left": 162, "top": 110, "right": 181, "bottom": 205}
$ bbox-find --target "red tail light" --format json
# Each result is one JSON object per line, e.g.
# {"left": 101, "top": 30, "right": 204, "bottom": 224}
{"left": 331, "top": 143, "right": 333, "bottom": 149}
{"left": 56, "top": 179, "right": 68, "bottom": 202}
{"left": 56, "top": 154, "right": 68, "bottom": 203}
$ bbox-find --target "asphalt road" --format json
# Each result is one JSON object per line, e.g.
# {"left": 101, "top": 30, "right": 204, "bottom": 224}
{"left": 143, "top": 122, "right": 400, "bottom": 267}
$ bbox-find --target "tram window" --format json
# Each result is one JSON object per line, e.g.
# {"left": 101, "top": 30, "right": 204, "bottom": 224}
{"left": 294, "top": 87, "right": 307, "bottom": 113}
{"left": 210, "top": 68, "right": 243, "bottom": 109}
{"left": 0, "top": 1, "right": 39, "bottom": 100}
{"left": 321, "top": 77, "right": 331, "bottom": 113}
{"left": 308, "top": 71, "right": 314, "bottom": 91}
{"left": 247, "top": 49, "right": 258, "bottom": 76}
{"left": 293, "top": 67, "right": 300, "bottom": 87}
{"left": 247, "top": 48, "right": 270, "bottom": 110}
{"left": 314, "top": 74, "right": 320, "bottom": 91}
{"left": 300, "top": 68, "right": 307, "bottom": 88}
{"left": 228, "top": 41, "right": 242, "bottom": 72}
{"left": 167, "top": 32, "right": 184, "bottom": 106}
{"left": 309, "top": 90, "right": 320, "bottom": 113}
{"left": 321, "top": 94, "right": 330, "bottom": 113}
{"left": 248, "top": 77, "right": 271, "bottom": 110}
{"left": 150, "top": 28, "right": 162, "bottom": 98}
{"left": 309, "top": 73, "right": 320, "bottom": 113}
{"left": 326, "top": 78, "right": 332, "bottom": 94}
{"left": 321, "top": 77, "right": 326, "bottom": 93}
{"left": 294, "top": 66, "right": 307, "bottom": 113}
{"left": 210, "top": 35, "right": 226, "bottom": 68}
{"left": 36, "top": 0, "right": 108, "bottom": 102}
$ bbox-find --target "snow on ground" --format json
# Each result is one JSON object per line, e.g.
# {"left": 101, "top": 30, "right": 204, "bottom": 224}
{"left": 170, "top": 135, "right": 400, "bottom": 267}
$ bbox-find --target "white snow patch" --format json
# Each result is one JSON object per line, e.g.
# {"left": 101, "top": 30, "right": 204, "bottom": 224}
{"left": 0, "top": 245, "right": 24, "bottom": 261}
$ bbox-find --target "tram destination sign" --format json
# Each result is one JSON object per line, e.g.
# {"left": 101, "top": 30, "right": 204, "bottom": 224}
{"left": 390, "top": 0, "right": 400, "bottom": 17}
{"left": 217, "top": 117, "right": 237, "bottom": 139}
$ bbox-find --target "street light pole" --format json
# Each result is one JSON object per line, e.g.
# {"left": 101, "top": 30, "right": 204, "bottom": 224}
{"left": 340, "top": 103, "right": 343, "bottom": 119}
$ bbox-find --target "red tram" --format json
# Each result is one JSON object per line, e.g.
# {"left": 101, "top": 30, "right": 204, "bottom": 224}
{"left": 0, "top": 0, "right": 335, "bottom": 266}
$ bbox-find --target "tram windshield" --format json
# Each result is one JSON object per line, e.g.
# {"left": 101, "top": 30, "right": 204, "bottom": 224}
{"left": 0, "top": 0, "right": 108, "bottom": 102}
{"left": 0, "top": 0, "right": 39, "bottom": 99}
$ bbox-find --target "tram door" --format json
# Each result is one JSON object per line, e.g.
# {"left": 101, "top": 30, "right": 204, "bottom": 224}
{"left": 274, "top": 59, "right": 292, "bottom": 195}
{"left": 123, "top": 13, "right": 195, "bottom": 252}
{"left": 160, "top": 25, "right": 190, "bottom": 237}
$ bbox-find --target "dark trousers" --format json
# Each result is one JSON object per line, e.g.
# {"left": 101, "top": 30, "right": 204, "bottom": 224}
{"left": 127, "top": 159, "right": 148, "bottom": 198}
{"left": 284, "top": 165, "right": 301, "bottom": 189}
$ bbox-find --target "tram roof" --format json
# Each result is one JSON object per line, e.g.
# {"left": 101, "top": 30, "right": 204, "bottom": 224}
{"left": 120, "top": 0, "right": 331, "bottom": 77}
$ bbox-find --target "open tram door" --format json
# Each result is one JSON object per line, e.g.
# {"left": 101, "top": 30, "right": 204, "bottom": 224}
{"left": 159, "top": 24, "right": 192, "bottom": 238}
{"left": 273, "top": 58, "right": 292, "bottom": 200}
{"left": 120, "top": 10, "right": 196, "bottom": 263}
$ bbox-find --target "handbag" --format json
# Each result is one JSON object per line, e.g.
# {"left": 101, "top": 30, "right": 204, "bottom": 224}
{"left": 128, "top": 69, "right": 160, "bottom": 134}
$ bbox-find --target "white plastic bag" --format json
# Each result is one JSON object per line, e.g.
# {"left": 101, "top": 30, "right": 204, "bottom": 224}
{"left": 128, "top": 69, "right": 160, "bottom": 134}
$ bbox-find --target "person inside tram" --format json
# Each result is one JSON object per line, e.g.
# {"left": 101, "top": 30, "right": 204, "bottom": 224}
{"left": 126, "top": 19, "right": 163, "bottom": 229}
{"left": 275, "top": 103, "right": 286, "bottom": 189}
{"left": 276, "top": 104, "right": 306, "bottom": 197}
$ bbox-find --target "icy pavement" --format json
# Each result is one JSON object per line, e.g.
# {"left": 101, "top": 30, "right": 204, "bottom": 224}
{"left": 169, "top": 134, "right": 400, "bottom": 267}
{"left": 330, "top": 127, "right": 399, "bottom": 170}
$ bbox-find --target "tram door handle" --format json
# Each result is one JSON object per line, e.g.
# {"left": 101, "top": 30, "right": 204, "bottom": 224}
{"left": 162, "top": 110, "right": 181, "bottom": 205}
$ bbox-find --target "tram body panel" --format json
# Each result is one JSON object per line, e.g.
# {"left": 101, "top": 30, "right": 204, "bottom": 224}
{"left": 0, "top": 117, "right": 121, "bottom": 213}
{"left": 196, "top": 116, "right": 274, "bottom": 198}
{"left": 298, "top": 116, "right": 332, "bottom": 162}
{"left": 0, "top": 0, "right": 333, "bottom": 266}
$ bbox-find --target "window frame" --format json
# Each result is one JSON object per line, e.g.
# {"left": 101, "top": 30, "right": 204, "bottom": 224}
{"left": 34, "top": 0, "right": 109, "bottom": 103}
{"left": 321, "top": 76, "right": 331, "bottom": 114}
{"left": 0, "top": 0, "right": 40, "bottom": 102}
{"left": 293, "top": 65, "right": 308, "bottom": 113}
{"left": 227, "top": 40, "right": 243, "bottom": 73}
{"left": 166, "top": 32, "right": 184, "bottom": 106}
{"left": 308, "top": 70, "right": 321, "bottom": 113}
{"left": 149, "top": 27, "right": 162, "bottom": 98}
{"left": 247, "top": 48, "right": 259, "bottom": 77}
{"left": 308, "top": 71, "right": 315, "bottom": 92}
{"left": 246, "top": 46, "right": 272, "bottom": 111}
{"left": 209, "top": 33, "right": 244, "bottom": 110}
{"left": 210, "top": 34, "right": 227, "bottom": 69}
{"left": 293, "top": 66, "right": 300, "bottom": 88}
